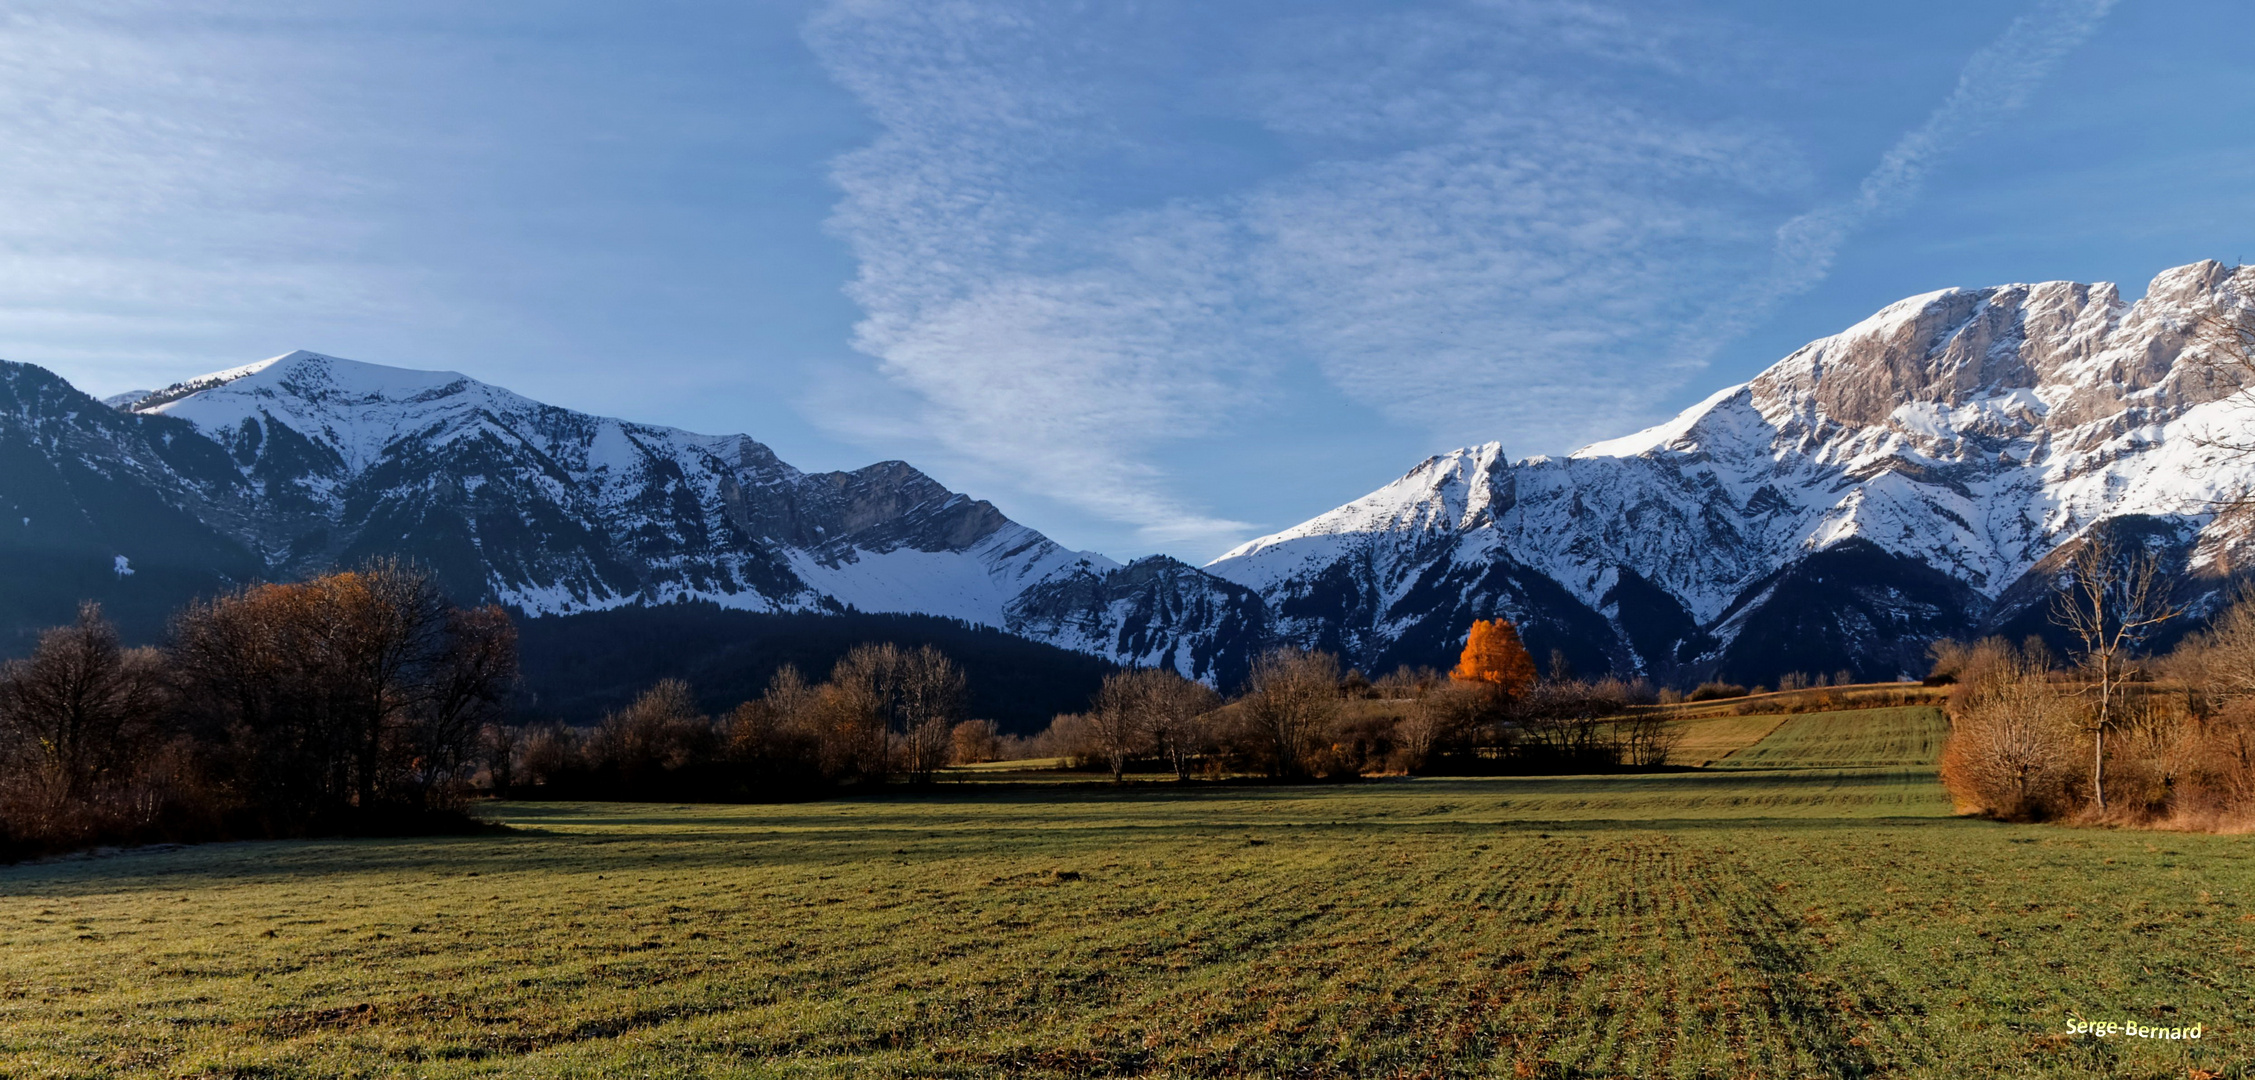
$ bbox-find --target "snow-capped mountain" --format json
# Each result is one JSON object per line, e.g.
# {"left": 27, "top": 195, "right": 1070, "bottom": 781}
{"left": 0, "top": 350, "right": 1258, "bottom": 679}
{"left": 128, "top": 350, "right": 1104, "bottom": 620}
{"left": 6, "top": 259, "right": 2251, "bottom": 687}
{"left": 1207, "top": 260, "right": 2255, "bottom": 682}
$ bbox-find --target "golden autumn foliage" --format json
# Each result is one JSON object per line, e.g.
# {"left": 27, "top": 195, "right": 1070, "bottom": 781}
{"left": 1450, "top": 619, "right": 1537, "bottom": 696}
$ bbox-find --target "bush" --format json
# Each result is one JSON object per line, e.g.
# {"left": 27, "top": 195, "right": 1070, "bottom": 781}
{"left": 1685, "top": 682, "right": 1748, "bottom": 702}
{"left": 1932, "top": 613, "right": 2255, "bottom": 830}
{"left": 950, "top": 719, "right": 1004, "bottom": 764}
{"left": 1938, "top": 647, "right": 2083, "bottom": 821}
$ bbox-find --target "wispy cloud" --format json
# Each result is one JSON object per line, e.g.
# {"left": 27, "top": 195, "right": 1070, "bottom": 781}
{"left": 0, "top": 4, "right": 427, "bottom": 384}
{"left": 808, "top": 0, "right": 1803, "bottom": 548}
{"left": 1235, "top": 8, "right": 1805, "bottom": 450}
{"left": 806, "top": 2, "right": 1274, "bottom": 549}
{"left": 1688, "top": 0, "right": 2120, "bottom": 353}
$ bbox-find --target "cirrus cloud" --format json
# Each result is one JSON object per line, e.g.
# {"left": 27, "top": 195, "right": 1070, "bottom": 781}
{"left": 808, "top": 0, "right": 2115, "bottom": 552}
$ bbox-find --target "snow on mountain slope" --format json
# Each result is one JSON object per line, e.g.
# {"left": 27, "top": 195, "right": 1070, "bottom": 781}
{"left": 1210, "top": 260, "right": 2255, "bottom": 681}
{"left": 122, "top": 349, "right": 1134, "bottom": 655}
{"left": 22, "top": 258, "right": 2253, "bottom": 687}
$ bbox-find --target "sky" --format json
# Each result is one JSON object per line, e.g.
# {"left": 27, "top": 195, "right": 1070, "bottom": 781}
{"left": 4, "top": 0, "right": 2253, "bottom": 563}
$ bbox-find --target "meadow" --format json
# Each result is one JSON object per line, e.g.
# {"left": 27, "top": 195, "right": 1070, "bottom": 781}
{"left": 2, "top": 705, "right": 2251, "bottom": 1078}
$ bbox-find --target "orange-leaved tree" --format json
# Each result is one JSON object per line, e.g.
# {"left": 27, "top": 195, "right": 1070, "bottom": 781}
{"left": 1451, "top": 618, "right": 1537, "bottom": 697}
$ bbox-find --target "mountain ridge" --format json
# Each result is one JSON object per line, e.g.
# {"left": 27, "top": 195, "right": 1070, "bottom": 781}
{"left": 0, "top": 347, "right": 1266, "bottom": 682}
{"left": 5, "top": 258, "right": 2251, "bottom": 686}
{"left": 1205, "top": 259, "right": 2255, "bottom": 682}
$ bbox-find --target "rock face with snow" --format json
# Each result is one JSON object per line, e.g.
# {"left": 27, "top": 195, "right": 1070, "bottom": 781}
{"left": 0, "top": 361, "right": 267, "bottom": 644}
{"left": 0, "top": 350, "right": 1259, "bottom": 679}
{"left": 130, "top": 351, "right": 1101, "bottom": 622}
{"left": 1207, "top": 260, "right": 2255, "bottom": 682}
{"left": 5, "top": 259, "right": 2251, "bottom": 685}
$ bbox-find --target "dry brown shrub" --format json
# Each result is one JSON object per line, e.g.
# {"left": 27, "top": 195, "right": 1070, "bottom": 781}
{"left": 949, "top": 719, "right": 1004, "bottom": 764}
{"left": 1939, "top": 644, "right": 2084, "bottom": 821}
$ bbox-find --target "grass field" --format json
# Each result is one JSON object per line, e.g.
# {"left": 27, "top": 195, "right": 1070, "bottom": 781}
{"left": 1708, "top": 708, "right": 1952, "bottom": 770}
{"left": 1652, "top": 712, "right": 1792, "bottom": 767}
{"left": 3, "top": 706, "right": 2252, "bottom": 1078}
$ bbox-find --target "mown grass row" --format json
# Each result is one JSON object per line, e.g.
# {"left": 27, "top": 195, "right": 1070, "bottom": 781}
{"left": 0, "top": 707, "right": 2247, "bottom": 1078}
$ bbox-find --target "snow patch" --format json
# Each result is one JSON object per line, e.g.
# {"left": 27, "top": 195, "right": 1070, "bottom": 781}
{"left": 1573, "top": 383, "right": 1747, "bottom": 459}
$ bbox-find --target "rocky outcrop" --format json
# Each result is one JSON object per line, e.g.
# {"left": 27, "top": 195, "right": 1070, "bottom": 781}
{"left": 7, "top": 259, "right": 2252, "bottom": 685}
{"left": 1207, "top": 261, "right": 2255, "bottom": 681}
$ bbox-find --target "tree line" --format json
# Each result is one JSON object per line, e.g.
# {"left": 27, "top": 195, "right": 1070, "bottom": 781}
{"left": 1938, "top": 535, "right": 2255, "bottom": 828}
{"left": 490, "top": 641, "right": 975, "bottom": 800}
{"left": 0, "top": 564, "right": 1008, "bottom": 855}
{"left": 2, "top": 564, "right": 1688, "bottom": 859}
{"left": 485, "top": 616, "right": 1687, "bottom": 796}
{"left": 0, "top": 561, "right": 515, "bottom": 859}
{"left": 1036, "top": 620, "right": 1680, "bottom": 779}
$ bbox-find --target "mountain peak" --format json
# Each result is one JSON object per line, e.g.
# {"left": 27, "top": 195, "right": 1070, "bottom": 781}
{"left": 1202, "top": 256, "right": 2255, "bottom": 684}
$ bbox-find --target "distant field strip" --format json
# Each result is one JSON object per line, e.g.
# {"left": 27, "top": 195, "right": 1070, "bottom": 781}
{"left": 3, "top": 705, "right": 2248, "bottom": 1078}
{"left": 1712, "top": 706, "right": 1949, "bottom": 769}
{"left": 1483, "top": 767, "right": 1954, "bottom": 822}
{"left": 1660, "top": 712, "right": 1792, "bottom": 766}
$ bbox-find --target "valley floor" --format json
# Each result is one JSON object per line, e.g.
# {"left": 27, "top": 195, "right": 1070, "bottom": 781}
{"left": 2, "top": 708, "right": 2250, "bottom": 1078}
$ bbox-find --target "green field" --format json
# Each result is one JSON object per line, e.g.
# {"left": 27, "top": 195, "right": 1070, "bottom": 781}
{"left": 1708, "top": 708, "right": 1952, "bottom": 771}
{"left": 3, "top": 706, "right": 2251, "bottom": 1078}
{"left": 1650, "top": 712, "right": 1790, "bottom": 767}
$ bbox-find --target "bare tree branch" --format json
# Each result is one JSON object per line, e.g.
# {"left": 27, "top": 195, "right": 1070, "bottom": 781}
{"left": 2049, "top": 532, "right": 2185, "bottom": 809}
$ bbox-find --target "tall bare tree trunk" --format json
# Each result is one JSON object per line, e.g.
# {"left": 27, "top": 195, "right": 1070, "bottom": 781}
{"left": 2092, "top": 716, "right": 2106, "bottom": 809}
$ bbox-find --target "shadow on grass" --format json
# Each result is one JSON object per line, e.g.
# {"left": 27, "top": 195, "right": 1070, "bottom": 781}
{"left": 0, "top": 766, "right": 1981, "bottom": 897}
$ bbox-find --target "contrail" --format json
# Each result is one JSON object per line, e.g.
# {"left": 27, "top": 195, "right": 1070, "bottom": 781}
{"left": 1687, "top": 0, "right": 2120, "bottom": 356}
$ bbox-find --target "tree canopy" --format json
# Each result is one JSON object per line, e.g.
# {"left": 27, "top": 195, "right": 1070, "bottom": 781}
{"left": 1450, "top": 618, "right": 1537, "bottom": 696}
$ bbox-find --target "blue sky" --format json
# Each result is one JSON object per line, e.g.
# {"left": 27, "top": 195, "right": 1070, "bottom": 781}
{"left": 5, "top": 0, "right": 2252, "bottom": 562}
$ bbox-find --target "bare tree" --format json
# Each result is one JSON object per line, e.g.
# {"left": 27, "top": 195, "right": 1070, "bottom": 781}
{"left": 1236, "top": 649, "right": 1342, "bottom": 778}
{"left": 1372, "top": 666, "right": 1444, "bottom": 700}
{"left": 0, "top": 603, "right": 167, "bottom": 807}
{"left": 1138, "top": 670, "right": 1220, "bottom": 780}
{"left": 477, "top": 722, "right": 526, "bottom": 794}
{"left": 718, "top": 665, "right": 826, "bottom": 789}
{"left": 895, "top": 646, "right": 967, "bottom": 783}
{"left": 1089, "top": 672, "right": 1154, "bottom": 781}
{"left": 1619, "top": 714, "right": 1682, "bottom": 768}
{"left": 1034, "top": 711, "right": 1100, "bottom": 767}
{"left": 814, "top": 652, "right": 894, "bottom": 783}
{"left": 829, "top": 643, "right": 966, "bottom": 784}
{"left": 416, "top": 605, "right": 519, "bottom": 800}
{"left": 723, "top": 665, "right": 797, "bottom": 765}
{"left": 1086, "top": 668, "right": 1220, "bottom": 781}
{"left": 2050, "top": 533, "right": 2183, "bottom": 810}
{"left": 949, "top": 719, "right": 1004, "bottom": 765}
{"left": 1393, "top": 680, "right": 1480, "bottom": 773}
{"left": 1513, "top": 681, "right": 1627, "bottom": 765}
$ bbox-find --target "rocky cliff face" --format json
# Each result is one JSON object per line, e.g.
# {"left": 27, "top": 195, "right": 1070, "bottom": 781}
{"left": 0, "top": 348, "right": 1264, "bottom": 679}
{"left": 108, "top": 350, "right": 1094, "bottom": 619}
{"left": 1207, "top": 260, "right": 2255, "bottom": 682}
{"left": 5, "top": 260, "right": 2249, "bottom": 685}
{"left": 0, "top": 362, "right": 266, "bottom": 644}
